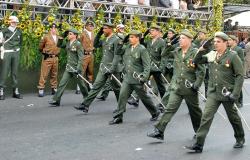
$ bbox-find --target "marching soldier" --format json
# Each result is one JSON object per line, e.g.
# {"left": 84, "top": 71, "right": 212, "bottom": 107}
{"left": 74, "top": 23, "right": 122, "bottom": 113}
{"left": 109, "top": 30, "right": 160, "bottom": 125}
{"left": 185, "top": 32, "right": 245, "bottom": 153}
{"left": 145, "top": 25, "right": 166, "bottom": 108}
{"left": 37, "top": 23, "right": 61, "bottom": 97}
{"left": 75, "top": 21, "right": 95, "bottom": 94}
{"left": 228, "top": 35, "right": 244, "bottom": 108}
{"left": 96, "top": 23, "right": 125, "bottom": 101}
{"left": 49, "top": 28, "right": 88, "bottom": 106}
{"left": 193, "top": 29, "right": 211, "bottom": 97}
{"left": 147, "top": 30, "right": 205, "bottom": 140}
{"left": 160, "top": 28, "right": 179, "bottom": 108}
{"left": 0, "top": 16, "right": 22, "bottom": 100}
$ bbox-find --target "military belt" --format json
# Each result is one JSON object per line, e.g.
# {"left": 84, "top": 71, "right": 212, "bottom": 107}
{"left": 4, "top": 48, "right": 20, "bottom": 53}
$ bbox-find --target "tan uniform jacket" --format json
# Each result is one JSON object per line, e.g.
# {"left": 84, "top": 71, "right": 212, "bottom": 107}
{"left": 39, "top": 33, "right": 61, "bottom": 55}
{"left": 79, "top": 30, "right": 94, "bottom": 52}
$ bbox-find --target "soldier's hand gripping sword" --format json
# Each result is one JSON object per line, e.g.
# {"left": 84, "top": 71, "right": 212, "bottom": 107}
{"left": 66, "top": 64, "right": 93, "bottom": 89}
{"left": 133, "top": 71, "right": 167, "bottom": 110}
{"left": 100, "top": 63, "right": 137, "bottom": 100}
{"left": 185, "top": 79, "right": 227, "bottom": 120}
{"left": 151, "top": 62, "right": 170, "bottom": 86}
{"left": 222, "top": 87, "right": 250, "bottom": 131}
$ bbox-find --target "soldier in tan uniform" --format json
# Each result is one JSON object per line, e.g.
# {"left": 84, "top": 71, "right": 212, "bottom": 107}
{"left": 38, "top": 23, "right": 61, "bottom": 97}
{"left": 76, "top": 21, "right": 95, "bottom": 94}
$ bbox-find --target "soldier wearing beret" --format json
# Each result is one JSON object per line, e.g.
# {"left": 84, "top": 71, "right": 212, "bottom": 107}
{"left": 75, "top": 21, "right": 95, "bottom": 94}
{"left": 109, "top": 30, "right": 160, "bottom": 125}
{"left": 74, "top": 22, "right": 122, "bottom": 113}
{"left": 37, "top": 23, "right": 62, "bottom": 97}
{"left": 185, "top": 32, "right": 245, "bottom": 153}
{"left": 147, "top": 29, "right": 204, "bottom": 141}
{"left": 228, "top": 35, "right": 244, "bottom": 108}
{"left": 49, "top": 28, "right": 88, "bottom": 106}
{"left": 0, "top": 16, "right": 22, "bottom": 100}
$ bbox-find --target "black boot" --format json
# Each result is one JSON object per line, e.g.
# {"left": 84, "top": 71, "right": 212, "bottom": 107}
{"left": 109, "top": 117, "right": 123, "bottom": 125}
{"left": 233, "top": 139, "right": 245, "bottom": 148}
{"left": 96, "top": 95, "right": 106, "bottom": 101}
{"left": 150, "top": 110, "right": 160, "bottom": 121}
{"left": 147, "top": 128, "right": 164, "bottom": 140}
{"left": 127, "top": 96, "right": 139, "bottom": 107}
{"left": 74, "top": 103, "right": 89, "bottom": 113}
{"left": 184, "top": 143, "right": 203, "bottom": 153}
{"left": 51, "top": 88, "right": 57, "bottom": 95}
{"left": 156, "top": 103, "right": 165, "bottom": 113}
{"left": 0, "top": 88, "right": 5, "bottom": 100}
{"left": 38, "top": 89, "right": 45, "bottom": 97}
{"left": 48, "top": 100, "right": 60, "bottom": 106}
{"left": 13, "top": 88, "right": 22, "bottom": 99}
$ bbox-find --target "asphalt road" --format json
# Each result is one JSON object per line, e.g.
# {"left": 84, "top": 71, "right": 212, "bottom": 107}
{"left": 1, "top": 81, "right": 250, "bottom": 160}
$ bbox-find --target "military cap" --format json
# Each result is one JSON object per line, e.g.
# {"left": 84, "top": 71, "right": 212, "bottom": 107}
{"left": 129, "top": 30, "right": 141, "bottom": 36}
{"left": 214, "top": 32, "right": 229, "bottom": 41}
{"left": 103, "top": 22, "right": 114, "bottom": 28}
{"left": 150, "top": 24, "right": 161, "bottom": 31}
{"left": 68, "top": 28, "right": 79, "bottom": 34}
{"left": 117, "top": 24, "right": 125, "bottom": 28}
{"left": 228, "top": 35, "right": 238, "bottom": 41}
{"left": 85, "top": 21, "right": 95, "bottom": 26}
{"left": 168, "top": 28, "right": 176, "bottom": 33}
{"left": 180, "top": 29, "right": 193, "bottom": 39}
{"left": 198, "top": 29, "right": 208, "bottom": 34}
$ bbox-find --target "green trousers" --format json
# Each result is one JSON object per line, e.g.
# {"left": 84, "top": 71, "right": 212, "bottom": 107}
{"left": 150, "top": 72, "right": 166, "bottom": 98}
{"left": 196, "top": 97, "right": 245, "bottom": 146}
{"left": 53, "top": 71, "right": 88, "bottom": 102}
{"left": 155, "top": 91, "right": 202, "bottom": 133}
{"left": 161, "top": 72, "right": 173, "bottom": 107}
{"left": 99, "top": 78, "right": 113, "bottom": 99}
{"left": 83, "top": 71, "right": 120, "bottom": 106}
{"left": 0, "top": 52, "right": 20, "bottom": 88}
{"left": 113, "top": 81, "right": 158, "bottom": 119}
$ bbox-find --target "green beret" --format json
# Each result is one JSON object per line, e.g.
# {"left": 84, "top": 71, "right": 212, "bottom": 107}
{"left": 129, "top": 30, "right": 141, "bottom": 36}
{"left": 103, "top": 22, "right": 114, "bottom": 28}
{"left": 228, "top": 35, "right": 238, "bottom": 41}
{"left": 168, "top": 28, "right": 176, "bottom": 33}
{"left": 85, "top": 21, "right": 95, "bottom": 27}
{"left": 198, "top": 29, "right": 208, "bottom": 34}
{"left": 180, "top": 29, "right": 193, "bottom": 39}
{"left": 68, "top": 28, "right": 79, "bottom": 34}
{"left": 214, "top": 32, "right": 229, "bottom": 41}
{"left": 150, "top": 24, "right": 161, "bottom": 31}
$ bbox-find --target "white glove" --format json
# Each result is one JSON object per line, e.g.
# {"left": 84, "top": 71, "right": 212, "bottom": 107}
{"left": 204, "top": 51, "right": 216, "bottom": 62}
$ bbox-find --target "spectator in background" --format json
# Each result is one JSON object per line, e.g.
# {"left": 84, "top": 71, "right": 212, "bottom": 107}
{"left": 224, "top": 19, "right": 233, "bottom": 31}
{"left": 170, "top": 0, "right": 179, "bottom": 9}
{"left": 232, "top": 21, "right": 239, "bottom": 31}
{"left": 239, "top": 37, "right": 248, "bottom": 49}
{"left": 180, "top": 0, "right": 188, "bottom": 10}
{"left": 158, "top": 0, "right": 171, "bottom": 8}
{"left": 244, "top": 38, "right": 250, "bottom": 78}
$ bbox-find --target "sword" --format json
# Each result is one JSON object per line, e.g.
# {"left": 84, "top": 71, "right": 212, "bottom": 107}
{"left": 151, "top": 62, "right": 170, "bottom": 86}
{"left": 185, "top": 79, "right": 227, "bottom": 120}
{"left": 100, "top": 63, "right": 137, "bottom": 100}
{"left": 66, "top": 64, "right": 93, "bottom": 89}
{"left": 222, "top": 87, "right": 250, "bottom": 131}
{"left": 133, "top": 71, "right": 167, "bottom": 110}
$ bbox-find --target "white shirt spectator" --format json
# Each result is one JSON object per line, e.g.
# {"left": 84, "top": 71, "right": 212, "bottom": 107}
{"left": 170, "top": 0, "right": 179, "bottom": 9}
{"left": 124, "top": 0, "right": 138, "bottom": 5}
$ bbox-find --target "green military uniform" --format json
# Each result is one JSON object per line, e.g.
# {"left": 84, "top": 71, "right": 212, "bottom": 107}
{"left": 231, "top": 45, "right": 244, "bottom": 107}
{"left": 154, "top": 44, "right": 205, "bottom": 133}
{"left": 97, "top": 32, "right": 125, "bottom": 100}
{"left": 192, "top": 32, "right": 245, "bottom": 148}
{"left": 0, "top": 26, "right": 22, "bottom": 99}
{"left": 112, "top": 41, "right": 159, "bottom": 122}
{"left": 146, "top": 33, "right": 166, "bottom": 98}
{"left": 52, "top": 29, "right": 88, "bottom": 104}
{"left": 80, "top": 30, "right": 123, "bottom": 109}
